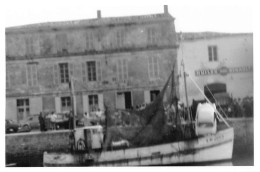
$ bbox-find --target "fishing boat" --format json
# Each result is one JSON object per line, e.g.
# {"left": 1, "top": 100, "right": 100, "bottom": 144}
{"left": 43, "top": 65, "right": 234, "bottom": 166}
{"left": 44, "top": 127, "right": 233, "bottom": 166}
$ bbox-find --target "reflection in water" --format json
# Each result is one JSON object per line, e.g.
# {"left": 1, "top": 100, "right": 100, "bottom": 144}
{"left": 206, "top": 161, "right": 233, "bottom": 166}
{"left": 7, "top": 150, "right": 254, "bottom": 167}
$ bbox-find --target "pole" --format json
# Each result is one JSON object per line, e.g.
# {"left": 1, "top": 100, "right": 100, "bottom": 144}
{"left": 182, "top": 60, "right": 191, "bottom": 122}
{"left": 70, "top": 77, "right": 77, "bottom": 129}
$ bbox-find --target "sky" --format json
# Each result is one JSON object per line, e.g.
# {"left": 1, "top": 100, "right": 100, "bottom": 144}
{"left": 4, "top": 0, "right": 254, "bottom": 33}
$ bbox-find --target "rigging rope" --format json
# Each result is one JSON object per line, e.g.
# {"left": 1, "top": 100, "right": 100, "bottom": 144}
{"left": 204, "top": 84, "right": 229, "bottom": 119}
{"left": 186, "top": 72, "right": 231, "bottom": 128}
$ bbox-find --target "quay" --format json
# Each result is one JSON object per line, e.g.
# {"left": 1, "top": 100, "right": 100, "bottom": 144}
{"left": 6, "top": 117, "right": 253, "bottom": 166}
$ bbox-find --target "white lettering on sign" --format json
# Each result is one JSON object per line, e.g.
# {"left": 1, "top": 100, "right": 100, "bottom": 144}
{"left": 195, "top": 66, "right": 253, "bottom": 76}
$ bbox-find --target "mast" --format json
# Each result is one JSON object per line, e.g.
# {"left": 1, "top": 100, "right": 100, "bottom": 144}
{"left": 179, "top": 32, "right": 192, "bottom": 123}
{"left": 182, "top": 60, "right": 191, "bottom": 122}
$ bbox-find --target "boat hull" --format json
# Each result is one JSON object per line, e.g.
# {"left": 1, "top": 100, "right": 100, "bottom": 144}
{"left": 43, "top": 128, "right": 234, "bottom": 166}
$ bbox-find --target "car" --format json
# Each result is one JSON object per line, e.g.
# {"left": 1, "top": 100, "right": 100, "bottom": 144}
{"left": 6, "top": 119, "right": 19, "bottom": 134}
{"left": 20, "top": 115, "right": 40, "bottom": 131}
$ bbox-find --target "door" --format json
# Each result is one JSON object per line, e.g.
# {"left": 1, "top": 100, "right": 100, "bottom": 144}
{"left": 150, "top": 90, "right": 160, "bottom": 102}
{"left": 116, "top": 91, "right": 132, "bottom": 109}
{"left": 124, "top": 92, "right": 132, "bottom": 109}
{"left": 116, "top": 92, "right": 125, "bottom": 109}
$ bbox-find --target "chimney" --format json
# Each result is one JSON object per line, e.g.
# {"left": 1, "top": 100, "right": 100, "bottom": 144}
{"left": 164, "top": 5, "right": 168, "bottom": 14}
{"left": 97, "top": 10, "right": 101, "bottom": 19}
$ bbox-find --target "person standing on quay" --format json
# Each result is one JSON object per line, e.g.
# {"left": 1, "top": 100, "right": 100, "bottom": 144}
{"left": 38, "top": 112, "right": 45, "bottom": 131}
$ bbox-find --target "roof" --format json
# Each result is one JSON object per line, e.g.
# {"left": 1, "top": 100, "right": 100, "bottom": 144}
{"left": 6, "top": 13, "right": 174, "bottom": 33}
{"left": 177, "top": 32, "right": 252, "bottom": 41}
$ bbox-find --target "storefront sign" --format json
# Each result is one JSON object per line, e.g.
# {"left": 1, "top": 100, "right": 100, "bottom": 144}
{"left": 195, "top": 66, "right": 253, "bottom": 76}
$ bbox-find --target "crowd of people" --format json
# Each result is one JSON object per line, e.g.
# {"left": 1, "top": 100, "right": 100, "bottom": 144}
{"left": 221, "top": 96, "right": 254, "bottom": 118}
{"left": 38, "top": 111, "right": 74, "bottom": 132}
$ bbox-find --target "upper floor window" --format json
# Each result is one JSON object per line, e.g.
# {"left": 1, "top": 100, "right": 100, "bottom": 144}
{"left": 61, "top": 96, "right": 71, "bottom": 112}
{"left": 86, "top": 32, "right": 94, "bottom": 51}
{"left": 25, "top": 36, "right": 35, "bottom": 56}
{"left": 26, "top": 63, "right": 38, "bottom": 87}
{"left": 82, "top": 61, "right": 101, "bottom": 82}
{"left": 87, "top": 61, "right": 96, "bottom": 81}
{"left": 117, "top": 59, "right": 128, "bottom": 82}
{"left": 208, "top": 46, "right": 218, "bottom": 62}
{"left": 56, "top": 33, "right": 68, "bottom": 54}
{"left": 147, "top": 27, "right": 157, "bottom": 46}
{"left": 59, "top": 63, "right": 69, "bottom": 83}
{"left": 148, "top": 56, "right": 159, "bottom": 79}
{"left": 40, "top": 35, "right": 53, "bottom": 55}
{"left": 116, "top": 30, "right": 126, "bottom": 48}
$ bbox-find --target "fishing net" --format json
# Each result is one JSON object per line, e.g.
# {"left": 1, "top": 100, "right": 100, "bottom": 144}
{"left": 103, "top": 72, "right": 178, "bottom": 150}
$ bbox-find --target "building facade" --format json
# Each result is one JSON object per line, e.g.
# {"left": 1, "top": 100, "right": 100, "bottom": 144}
{"left": 177, "top": 33, "right": 253, "bottom": 105}
{"left": 6, "top": 6, "right": 178, "bottom": 122}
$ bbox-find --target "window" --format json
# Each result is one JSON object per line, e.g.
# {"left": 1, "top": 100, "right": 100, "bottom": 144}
{"left": 86, "top": 32, "right": 94, "bottom": 51}
{"left": 61, "top": 97, "right": 71, "bottom": 111}
{"left": 25, "top": 36, "right": 34, "bottom": 56}
{"left": 148, "top": 56, "right": 159, "bottom": 79}
{"left": 59, "top": 63, "right": 69, "bottom": 83}
{"left": 87, "top": 61, "right": 97, "bottom": 81}
{"left": 147, "top": 27, "right": 156, "bottom": 46}
{"left": 17, "top": 99, "right": 30, "bottom": 121}
{"left": 82, "top": 61, "right": 101, "bottom": 82}
{"left": 40, "top": 35, "right": 53, "bottom": 55}
{"left": 208, "top": 46, "right": 218, "bottom": 62}
{"left": 26, "top": 63, "right": 38, "bottom": 87}
{"left": 117, "top": 59, "right": 128, "bottom": 81}
{"left": 56, "top": 33, "right": 68, "bottom": 54}
{"left": 116, "top": 30, "right": 125, "bottom": 48}
{"left": 89, "top": 95, "right": 98, "bottom": 111}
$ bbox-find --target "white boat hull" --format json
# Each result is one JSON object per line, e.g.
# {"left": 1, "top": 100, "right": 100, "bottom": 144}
{"left": 43, "top": 128, "right": 234, "bottom": 166}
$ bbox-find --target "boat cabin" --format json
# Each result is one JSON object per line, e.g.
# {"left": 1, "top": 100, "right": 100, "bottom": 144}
{"left": 74, "top": 125, "right": 104, "bottom": 150}
{"left": 195, "top": 103, "right": 217, "bottom": 136}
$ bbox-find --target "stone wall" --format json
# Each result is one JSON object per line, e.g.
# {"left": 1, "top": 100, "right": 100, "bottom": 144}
{"left": 6, "top": 15, "right": 178, "bottom": 122}
{"left": 6, "top": 130, "right": 71, "bottom": 166}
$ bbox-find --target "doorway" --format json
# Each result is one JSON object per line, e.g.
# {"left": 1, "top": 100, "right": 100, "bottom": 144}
{"left": 116, "top": 91, "right": 132, "bottom": 109}
{"left": 150, "top": 90, "right": 160, "bottom": 102}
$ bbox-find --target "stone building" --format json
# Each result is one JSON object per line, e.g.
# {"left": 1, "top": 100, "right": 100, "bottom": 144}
{"left": 6, "top": 5, "right": 178, "bottom": 122}
{"left": 177, "top": 32, "right": 253, "bottom": 105}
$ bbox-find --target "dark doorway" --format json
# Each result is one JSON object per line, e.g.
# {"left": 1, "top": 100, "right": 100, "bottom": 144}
{"left": 124, "top": 92, "right": 132, "bottom": 109}
{"left": 204, "top": 82, "right": 227, "bottom": 101}
{"left": 116, "top": 91, "right": 132, "bottom": 109}
{"left": 150, "top": 90, "right": 160, "bottom": 102}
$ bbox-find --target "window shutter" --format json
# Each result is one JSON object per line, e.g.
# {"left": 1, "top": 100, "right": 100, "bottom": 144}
{"left": 83, "top": 94, "right": 89, "bottom": 114}
{"left": 97, "top": 61, "right": 102, "bottom": 81}
{"left": 53, "top": 64, "right": 59, "bottom": 85}
{"left": 26, "top": 65, "right": 32, "bottom": 86}
{"left": 208, "top": 46, "right": 212, "bottom": 61}
{"left": 123, "top": 59, "right": 128, "bottom": 80}
{"left": 33, "top": 65, "right": 38, "bottom": 86}
{"left": 98, "top": 94, "right": 104, "bottom": 111}
{"left": 213, "top": 46, "right": 218, "bottom": 61}
{"left": 6, "top": 98, "right": 17, "bottom": 122}
{"left": 69, "top": 63, "right": 74, "bottom": 79}
{"left": 144, "top": 90, "right": 151, "bottom": 103}
{"left": 55, "top": 97, "right": 61, "bottom": 113}
{"left": 30, "top": 97, "right": 43, "bottom": 115}
{"left": 155, "top": 56, "right": 159, "bottom": 78}
{"left": 82, "top": 62, "right": 87, "bottom": 82}
{"left": 6, "top": 71, "right": 10, "bottom": 88}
